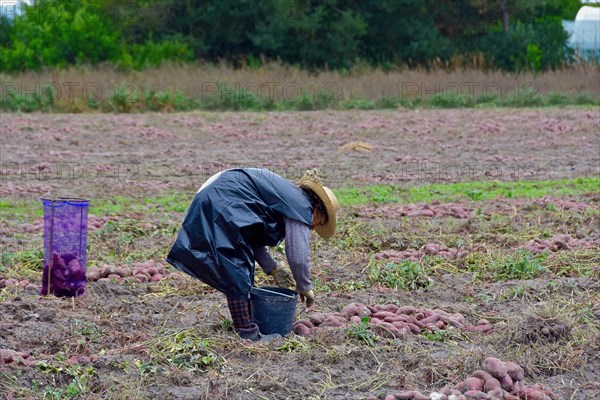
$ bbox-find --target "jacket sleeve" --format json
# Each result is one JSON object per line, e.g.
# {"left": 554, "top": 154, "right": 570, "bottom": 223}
{"left": 284, "top": 217, "right": 312, "bottom": 292}
{"left": 253, "top": 246, "right": 278, "bottom": 274}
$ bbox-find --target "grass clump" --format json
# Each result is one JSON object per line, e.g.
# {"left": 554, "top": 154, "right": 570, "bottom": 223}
{"left": 345, "top": 317, "right": 377, "bottom": 346}
{"left": 491, "top": 250, "right": 549, "bottom": 281}
{"left": 368, "top": 260, "right": 432, "bottom": 291}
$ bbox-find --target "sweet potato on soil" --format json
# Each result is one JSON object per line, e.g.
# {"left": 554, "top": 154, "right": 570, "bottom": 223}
{"left": 150, "top": 274, "right": 163, "bottom": 282}
{"left": 396, "top": 306, "right": 417, "bottom": 315}
{"left": 293, "top": 324, "right": 311, "bottom": 336}
{"left": 294, "top": 319, "right": 314, "bottom": 329}
{"left": 523, "top": 389, "right": 552, "bottom": 400}
{"left": 308, "top": 312, "right": 330, "bottom": 326}
{"left": 505, "top": 361, "right": 525, "bottom": 382}
{"left": 339, "top": 302, "right": 372, "bottom": 318}
{"left": 420, "top": 313, "right": 441, "bottom": 324}
{"left": 482, "top": 357, "right": 508, "bottom": 379}
{"left": 499, "top": 375, "right": 513, "bottom": 392}
{"left": 463, "top": 390, "right": 490, "bottom": 399}
{"left": 86, "top": 269, "right": 100, "bottom": 281}
{"left": 370, "top": 319, "right": 403, "bottom": 338}
{"left": 464, "top": 377, "right": 484, "bottom": 392}
{"left": 320, "top": 316, "right": 344, "bottom": 327}
{"left": 483, "top": 377, "right": 501, "bottom": 392}
{"left": 375, "top": 303, "right": 399, "bottom": 313}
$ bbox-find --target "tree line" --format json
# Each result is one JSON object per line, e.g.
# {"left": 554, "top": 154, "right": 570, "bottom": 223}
{"left": 0, "top": 0, "right": 585, "bottom": 72}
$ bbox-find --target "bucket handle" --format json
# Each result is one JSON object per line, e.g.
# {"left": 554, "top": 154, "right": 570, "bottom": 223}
{"left": 253, "top": 287, "right": 296, "bottom": 299}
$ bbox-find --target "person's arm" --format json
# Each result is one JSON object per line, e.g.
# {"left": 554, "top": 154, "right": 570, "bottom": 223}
{"left": 253, "top": 246, "right": 278, "bottom": 274}
{"left": 284, "top": 217, "right": 312, "bottom": 293}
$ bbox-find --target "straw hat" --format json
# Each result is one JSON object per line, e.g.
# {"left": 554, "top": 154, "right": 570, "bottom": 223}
{"left": 298, "top": 169, "right": 339, "bottom": 239}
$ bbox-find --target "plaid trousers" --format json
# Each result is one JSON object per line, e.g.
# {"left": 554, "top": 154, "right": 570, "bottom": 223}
{"left": 226, "top": 296, "right": 253, "bottom": 329}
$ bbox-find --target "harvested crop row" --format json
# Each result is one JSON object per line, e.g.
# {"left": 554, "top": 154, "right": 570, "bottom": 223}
{"left": 356, "top": 196, "right": 592, "bottom": 223}
{"left": 0, "top": 349, "right": 36, "bottom": 367}
{"left": 369, "top": 357, "right": 557, "bottom": 400}
{"left": 86, "top": 260, "right": 171, "bottom": 283}
{"left": 293, "top": 302, "right": 492, "bottom": 338}
{"left": 520, "top": 234, "right": 600, "bottom": 253}
{"left": 357, "top": 203, "right": 469, "bottom": 219}
{"left": 374, "top": 244, "right": 469, "bottom": 262}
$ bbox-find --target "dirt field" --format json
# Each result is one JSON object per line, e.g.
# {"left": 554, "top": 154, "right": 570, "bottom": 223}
{"left": 0, "top": 108, "right": 599, "bottom": 400}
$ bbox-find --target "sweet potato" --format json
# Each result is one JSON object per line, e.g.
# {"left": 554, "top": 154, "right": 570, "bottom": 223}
{"left": 406, "top": 323, "right": 422, "bottom": 334}
{"left": 395, "top": 392, "right": 416, "bottom": 399}
{"left": 486, "top": 389, "right": 503, "bottom": 399}
{"left": 409, "top": 316, "right": 425, "bottom": 328}
{"left": 86, "top": 269, "right": 100, "bottom": 281}
{"left": 464, "top": 377, "right": 484, "bottom": 391}
{"left": 320, "top": 316, "right": 344, "bottom": 327}
{"left": 483, "top": 377, "right": 501, "bottom": 392}
{"left": 440, "top": 316, "right": 464, "bottom": 328}
{"left": 499, "top": 375, "right": 513, "bottom": 392}
{"left": 384, "top": 395, "right": 397, "bottom": 400}
{"left": 435, "top": 320, "right": 447, "bottom": 329}
{"left": 463, "top": 390, "right": 490, "bottom": 399}
{"left": 396, "top": 306, "right": 417, "bottom": 315}
{"left": 295, "top": 319, "right": 314, "bottom": 329}
{"left": 375, "top": 303, "right": 399, "bottom": 313}
{"left": 385, "top": 315, "right": 407, "bottom": 323}
{"left": 339, "top": 303, "right": 359, "bottom": 318}
{"left": 482, "top": 357, "right": 508, "bottom": 379}
{"left": 511, "top": 381, "right": 526, "bottom": 396}
{"left": 114, "top": 267, "right": 130, "bottom": 277}
{"left": 150, "top": 274, "right": 163, "bottom": 282}
{"left": 420, "top": 313, "right": 441, "bottom": 324}
{"left": 455, "top": 382, "right": 468, "bottom": 393}
{"left": 308, "top": 312, "right": 330, "bottom": 326}
{"left": 107, "top": 274, "right": 121, "bottom": 280}
{"left": 373, "top": 311, "right": 399, "bottom": 320}
{"left": 505, "top": 361, "right": 524, "bottom": 382}
{"left": 413, "top": 393, "right": 429, "bottom": 400}
{"left": 146, "top": 267, "right": 158, "bottom": 276}
{"left": 370, "top": 319, "right": 403, "bottom": 338}
{"left": 293, "top": 323, "right": 311, "bottom": 336}
{"left": 340, "top": 303, "right": 372, "bottom": 318}
{"left": 503, "top": 392, "right": 520, "bottom": 400}
{"left": 471, "top": 370, "right": 494, "bottom": 383}
{"left": 350, "top": 315, "right": 363, "bottom": 325}
{"left": 523, "top": 389, "right": 551, "bottom": 400}
{"left": 135, "top": 274, "right": 148, "bottom": 283}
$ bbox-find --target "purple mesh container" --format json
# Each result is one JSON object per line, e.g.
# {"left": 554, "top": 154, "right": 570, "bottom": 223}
{"left": 40, "top": 197, "right": 90, "bottom": 297}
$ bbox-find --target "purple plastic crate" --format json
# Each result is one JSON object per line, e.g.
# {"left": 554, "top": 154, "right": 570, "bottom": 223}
{"left": 40, "top": 197, "right": 89, "bottom": 297}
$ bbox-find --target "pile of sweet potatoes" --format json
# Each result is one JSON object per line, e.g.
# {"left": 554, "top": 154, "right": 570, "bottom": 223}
{"left": 374, "top": 244, "right": 469, "bottom": 262}
{"left": 0, "top": 278, "right": 33, "bottom": 289}
{"left": 86, "top": 260, "right": 169, "bottom": 283}
{"left": 358, "top": 203, "right": 470, "bottom": 220}
{"left": 521, "top": 234, "right": 600, "bottom": 253}
{"left": 0, "top": 349, "right": 36, "bottom": 367}
{"left": 369, "top": 357, "right": 557, "bottom": 400}
{"left": 293, "top": 303, "right": 492, "bottom": 338}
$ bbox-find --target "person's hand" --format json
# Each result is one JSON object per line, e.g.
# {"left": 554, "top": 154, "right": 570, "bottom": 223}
{"left": 269, "top": 263, "right": 295, "bottom": 289}
{"left": 299, "top": 290, "right": 315, "bottom": 308}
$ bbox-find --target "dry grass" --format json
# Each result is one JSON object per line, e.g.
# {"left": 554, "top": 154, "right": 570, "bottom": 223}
{"left": 1, "top": 62, "right": 598, "bottom": 104}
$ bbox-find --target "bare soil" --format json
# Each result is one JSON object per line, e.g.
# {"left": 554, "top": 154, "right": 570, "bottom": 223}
{"left": 0, "top": 109, "right": 599, "bottom": 400}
